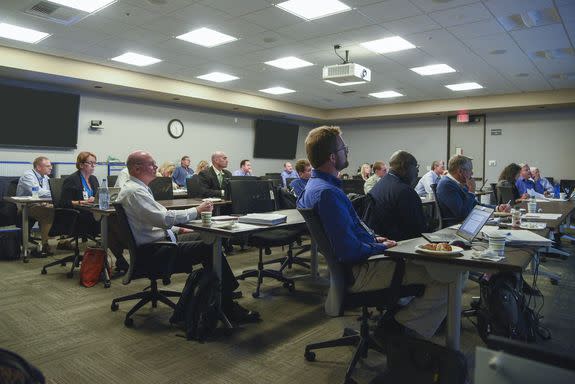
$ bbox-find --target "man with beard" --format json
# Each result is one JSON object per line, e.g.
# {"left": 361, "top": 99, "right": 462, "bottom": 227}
{"left": 297, "top": 126, "right": 449, "bottom": 339}
{"left": 366, "top": 151, "right": 428, "bottom": 241}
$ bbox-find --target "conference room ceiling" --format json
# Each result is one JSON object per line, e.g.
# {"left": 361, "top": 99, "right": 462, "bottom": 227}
{"left": 0, "top": 0, "right": 573, "bottom": 110}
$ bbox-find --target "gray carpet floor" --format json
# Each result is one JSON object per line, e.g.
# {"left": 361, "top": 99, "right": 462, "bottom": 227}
{"left": 1, "top": 238, "right": 573, "bottom": 383}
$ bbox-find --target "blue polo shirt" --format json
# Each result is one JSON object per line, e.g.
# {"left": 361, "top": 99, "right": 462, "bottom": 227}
{"left": 516, "top": 178, "right": 535, "bottom": 195}
{"left": 297, "top": 170, "right": 387, "bottom": 263}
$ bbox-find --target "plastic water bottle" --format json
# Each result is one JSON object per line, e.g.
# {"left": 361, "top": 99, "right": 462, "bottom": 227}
{"left": 528, "top": 195, "right": 537, "bottom": 213}
{"left": 98, "top": 179, "right": 110, "bottom": 210}
{"left": 31, "top": 186, "right": 39, "bottom": 199}
{"left": 554, "top": 183, "right": 560, "bottom": 199}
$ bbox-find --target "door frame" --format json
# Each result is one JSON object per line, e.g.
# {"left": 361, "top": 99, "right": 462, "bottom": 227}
{"left": 446, "top": 114, "right": 487, "bottom": 183}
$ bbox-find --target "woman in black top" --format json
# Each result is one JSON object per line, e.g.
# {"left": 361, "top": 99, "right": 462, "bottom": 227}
{"left": 497, "top": 163, "right": 528, "bottom": 203}
{"left": 61, "top": 151, "right": 100, "bottom": 236}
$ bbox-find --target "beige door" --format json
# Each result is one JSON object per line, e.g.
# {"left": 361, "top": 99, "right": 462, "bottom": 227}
{"left": 448, "top": 115, "right": 486, "bottom": 183}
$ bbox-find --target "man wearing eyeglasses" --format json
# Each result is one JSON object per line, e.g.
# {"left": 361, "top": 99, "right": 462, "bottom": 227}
{"left": 297, "top": 126, "right": 449, "bottom": 339}
{"left": 366, "top": 151, "right": 428, "bottom": 241}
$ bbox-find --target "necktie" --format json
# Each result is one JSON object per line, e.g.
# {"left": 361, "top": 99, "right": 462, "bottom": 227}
{"left": 217, "top": 171, "right": 223, "bottom": 187}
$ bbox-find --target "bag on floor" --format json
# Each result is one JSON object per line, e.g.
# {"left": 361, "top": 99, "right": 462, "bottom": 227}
{"left": 170, "top": 269, "right": 221, "bottom": 342}
{"left": 384, "top": 333, "right": 468, "bottom": 384}
{"left": 79, "top": 247, "right": 109, "bottom": 287}
{"left": 0, "top": 227, "right": 21, "bottom": 260}
{"left": 0, "top": 347, "right": 45, "bottom": 384}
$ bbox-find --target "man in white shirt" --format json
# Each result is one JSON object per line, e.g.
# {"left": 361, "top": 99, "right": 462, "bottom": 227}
{"left": 117, "top": 150, "right": 259, "bottom": 323}
{"left": 114, "top": 167, "right": 130, "bottom": 188}
{"left": 363, "top": 161, "right": 387, "bottom": 194}
{"left": 414, "top": 160, "right": 445, "bottom": 196}
{"left": 16, "top": 156, "right": 54, "bottom": 256}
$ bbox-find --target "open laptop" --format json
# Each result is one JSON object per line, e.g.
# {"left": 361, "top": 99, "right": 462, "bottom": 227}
{"left": 93, "top": 187, "right": 121, "bottom": 206}
{"left": 422, "top": 205, "right": 494, "bottom": 244}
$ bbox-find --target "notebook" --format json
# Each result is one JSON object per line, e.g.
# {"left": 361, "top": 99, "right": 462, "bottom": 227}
{"left": 422, "top": 205, "right": 494, "bottom": 243}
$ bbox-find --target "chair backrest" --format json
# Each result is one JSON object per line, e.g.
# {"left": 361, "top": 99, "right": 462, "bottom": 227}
{"left": 545, "top": 177, "right": 554, "bottom": 185}
{"left": 430, "top": 183, "right": 458, "bottom": 229}
{"left": 298, "top": 208, "right": 348, "bottom": 316}
{"left": 112, "top": 203, "right": 141, "bottom": 285}
{"left": 496, "top": 185, "right": 515, "bottom": 205}
{"left": 264, "top": 172, "right": 281, "bottom": 178}
{"left": 229, "top": 180, "right": 276, "bottom": 214}
{"left": 108, "top": 175, "right": 118, "bottom": 187}
{"left": 230, "top": 175, "right": 260, "bottom": 181}
{"left": 48, "top": 178, "right": 65, "bottom": 208}
{"left": 341, "top": 179, "right": 365, "bottom": 195}
{"left": 260, "top": 175, "right": 282, "bottom": 188}
{"left": 186, "top": 175, "right": 202, "bottom": 198}
{"left": 148, "top": 177, "right": 174, "bottom": 200}
{"left": 560, "top": 179, "right": 575, "bottom": 195}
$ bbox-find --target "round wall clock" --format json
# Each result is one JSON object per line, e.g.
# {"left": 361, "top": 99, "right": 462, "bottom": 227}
{"left": 167, "top": 119, "right": 184, "bottom": 139}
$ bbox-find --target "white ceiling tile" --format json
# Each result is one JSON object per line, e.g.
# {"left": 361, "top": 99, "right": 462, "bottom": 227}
{"left": 557, "top": 3, "right": 575, "bottom": 22}
{"left": 239, "top": 6, "right": 301, "bottom": 30}
{"left": 276, "top": 10, "right": 374, "bottom": 41}
{"left": 73, "top": 14, "right": 135, "bottom": 35}
{"left": 95, "top": 2, "right": 160, "bottom": 26}
{"left": 115, "top": 26, "right": 172, "bottom": 45}
{"left": 242, "top": 31, "right": 296, "bottom": 48}
{"left": 213, "top": 18, "right": 267, "bottom": 38}
{"left": 139, "top": 15, "right": 193, "bottom": 36}
{"left": 382, "top": 15, "right": 441, "bottom": 35}
{"left": 408, "top": 0, "right": 478, "bottom": 13}
{"left": 511, "top": 23, "right": 570, "bottom": 52}
{"left": 357, "top": 0, "right": 422, "bottom": 23}
{"left": 200, "top": 0, "right": 271, "bottom": 17}
{"left": 408, "top": 29, "right": 470, "bottom": 56}
{"left": 447, "top": 19, "right": 506, "bottom": 40}
{"left": 483, "top": 0, "right": 554, "bottom": 17}
{"left": 429, "top": 2, "right": 492, "bottom": 28}
{"left": 566, "top": 21, "right": 575, "bottom": 42}
{"left": 123, "top": 0, "right": 197, "bottom": 15}
{"left": 168, "top": 2, "right": 232, "bottom": 24}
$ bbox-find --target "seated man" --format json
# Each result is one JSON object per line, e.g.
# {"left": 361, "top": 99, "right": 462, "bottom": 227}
{"left": 367, "top": 151, "right": 427, "bottom": 241}
{"left": 16, "top": 156, "right": 54, "bottom": 256}
{"left": 531, "top": 167, "right": 554, "bottom": 196}
{"left": 198, "top": 151, "right": 232, "bottom": 198}
{"left": 415, "top": 160, "right": 444, "bottom": 196}
{"left": 436, "top": 155, "right": 509, "bottom": 225}
{"left": 363, "top": 161, "right": 387, "bottom": 194}
{"left": 289, "top": 159, "right": 312, "bottom": 198}
{"left": 297, "top": 126, "right": 449, "bottom": 339}
{"left": 117, "top": 150, "right": 259, "bottom": 323}
{"left": 232, "top": 159, "right": 253, "bottom": 176}
{"left": 515, "top": 163, "right": 535, "bottom": 196}
{"left": 281, "top": 161, "right": 298, "bottom": 187}
{"left": 172, "top": 156, "right": 194, "bottom": 187}
{"left": 114, "top": 167, "right": 130, "bottom": 189}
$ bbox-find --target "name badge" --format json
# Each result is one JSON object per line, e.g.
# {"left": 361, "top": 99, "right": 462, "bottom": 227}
{"left": 82, "top": 189, "right": 89, "bottom": 200}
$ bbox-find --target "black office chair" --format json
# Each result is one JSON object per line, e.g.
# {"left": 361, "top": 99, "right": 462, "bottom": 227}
{"left": 148, "top": 177, "right": 174, "bottom": 200}
{"left": 41, "top": 178, "right": 81, "bottom": 277}
{"left": 298, "top": 208, "right": 425, "bottom": 383}
{"left": 186, "top": 175, "right": 203, "bottom": 198}
{"left": 260, "top": 175, "right": 282, "bottom": 189}
{"left": 342, "top": 179, "right": 365, "bottom": 195}
{"left": 0, "top": 177, "right": 19, "bottom": 227}
{"left": 110, "top": 203, "right": 181, "bottom": 327}
{"left": 430, "top": 183, "right": 458, "bottom": 229}
{"left": 108, "top": 175, "right": 118, "bottom": 187}
{"left": 230, "top": 175, "right": 260, "bottom": 181}
{"left": 231, "top": 180, "right": 304, "bottom": 298}
{"left": 560, "top": 179, "right": 575, "bottom": 196}
{"left": 496, "top": 185, "right": 516, "bottom": 205}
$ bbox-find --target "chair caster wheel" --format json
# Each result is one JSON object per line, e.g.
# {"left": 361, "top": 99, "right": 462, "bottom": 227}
{"left": 111, "top": 302, "right": 119, "bottom": 311}
{"left": 41, "top": 269, "right": 47, "bottom": 275}
{"left": 252, "top": 292, "right": 260, "bottom": 298}
{"left": 104, "top": 282, "right": 111, "bottom": 288}
{"left": 66, "top": 272, "right": 73, "bottom": 278}
{"left": 304, "top": 351, "right": 316, "bottom": 362}
{"left": 283, "top": 282, "right": 295, "bottom": 292}
{"left": 124, "top": 318, "right": 134, "bottom": 327}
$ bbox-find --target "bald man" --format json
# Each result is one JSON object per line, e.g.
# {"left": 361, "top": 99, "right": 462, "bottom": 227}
{"left": 117, "top": 150, "right": 259, "bottom": 323}
{"left": 198, "top": 151, "right": 233, "bottom": 198}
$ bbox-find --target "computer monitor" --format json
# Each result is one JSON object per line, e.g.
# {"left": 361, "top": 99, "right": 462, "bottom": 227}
{"left": 229, "top": 180, "right": 276, "bottom": 214}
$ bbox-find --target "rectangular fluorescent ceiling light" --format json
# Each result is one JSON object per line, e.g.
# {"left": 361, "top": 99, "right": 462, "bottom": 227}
{"left": 111, "top": 52, "right": 161, "bottom": 67}
{"left": 0, "top": 23, "right": 50, "bottom": 44}
{"left": 445, "top": 82, "right": 483, "bottom": 91}
{"left": 176, "top": 28, "right": 237, "bottom": 47}
{"left": 276, "top": 0, "right": 351, "bottom": 21}
{"left": 360, "top": 36, "right": 416, "bottom": 54}
{"left": 265, "top": 56, "right": 313, "bottom": 70}
{"left": 47, "top": 0, "right": 117, "bottom": 13}
{"left": 411, "top": 64, "right": 456, "bottom": 76}
{"left": 370, "top": 91, "right": 404, "bottom": 98}
{"left": 197, "top": 72, "right": 239, "bottom": 83}
{"left": 259, "top": 87, "right": 295, "bottom": 95}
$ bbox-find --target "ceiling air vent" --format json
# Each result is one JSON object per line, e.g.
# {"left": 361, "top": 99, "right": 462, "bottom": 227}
{"left": 24, "top": 1, "right": 90, "bottom": 26}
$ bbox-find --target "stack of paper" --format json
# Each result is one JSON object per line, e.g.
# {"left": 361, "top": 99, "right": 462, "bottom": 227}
{"left": 483, "top": 228, "right": 552, "bottom": 246}
{"left": 522, "top": 213, "right": 562, "bottom": 220}
{"left": 238, "top": 213, "right": 287, "bottom": 225}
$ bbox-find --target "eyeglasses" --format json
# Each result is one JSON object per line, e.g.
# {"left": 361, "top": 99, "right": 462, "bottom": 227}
{"left": 335, "top": 145, "right": 349, "bottom": 155}
{"left": 83, "top": 161, "right": 97, "bottom": 166}
{"left": 137, "top": 161, "right": 158, "bottom": 168}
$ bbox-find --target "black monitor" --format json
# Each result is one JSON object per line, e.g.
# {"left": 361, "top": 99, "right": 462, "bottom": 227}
{"left": 341, "top": 179, "right": 365, "bottom": 195}
{"left": 229, "top": 180, "right": 276, "bottom": 214}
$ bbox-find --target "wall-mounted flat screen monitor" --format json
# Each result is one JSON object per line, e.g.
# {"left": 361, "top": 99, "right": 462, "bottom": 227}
{"left": 0, "top": 83, "right": 79, "bottom": 149}
{"left": 253, "top": 119, "right": 299, "bottom": 159}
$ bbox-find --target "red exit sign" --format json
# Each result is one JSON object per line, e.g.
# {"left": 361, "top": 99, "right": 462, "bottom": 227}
{"left": 457, "top": 113, "right": 469, "bottom": 123}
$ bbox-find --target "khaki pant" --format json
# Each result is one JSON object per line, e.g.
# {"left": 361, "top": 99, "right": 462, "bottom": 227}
{"left": 350, "top": 259, "right": 456, "bottom": 339}
{"left": 28, "top": 204, "right": 54, "bottom": 245}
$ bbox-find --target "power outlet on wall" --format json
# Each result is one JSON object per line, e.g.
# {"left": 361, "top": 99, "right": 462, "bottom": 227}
{"left": 489, "top": 160, "right": 497, "bottom": 166}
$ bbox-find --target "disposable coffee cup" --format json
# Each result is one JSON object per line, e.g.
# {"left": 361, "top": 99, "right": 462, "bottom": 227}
{"left": 560, "top": 192, "right": 567, "bottom": 200}
{"left": 488, "top": 235, "right": 506, "bottom": 256}
{"left": 201, "top": 211, "right": 212, "bottom": 225}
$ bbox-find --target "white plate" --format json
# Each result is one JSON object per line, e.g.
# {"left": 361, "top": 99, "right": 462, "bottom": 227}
{"left": 415, "top": 244, "right": 464, "bottom": 255}
{"left": 202, "top": 198, "right": 222, "bottom": 202}
{"left": 520, "top": 222, "right": 546, "bottom": 230}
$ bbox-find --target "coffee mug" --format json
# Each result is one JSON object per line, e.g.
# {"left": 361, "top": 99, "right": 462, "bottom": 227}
{"left": 488, "top": 235, "right": 506, "bottom": 256}
{"left": 201, "top": 211, "right": 212, "bottom": 225}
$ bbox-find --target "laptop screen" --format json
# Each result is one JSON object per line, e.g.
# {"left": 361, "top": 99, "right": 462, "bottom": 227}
{"left": 456, "top": 205, "right": 494, "bottom": 242}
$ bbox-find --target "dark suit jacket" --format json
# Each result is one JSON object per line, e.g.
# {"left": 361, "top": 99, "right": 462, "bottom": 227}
{"left": 436, "top": 175, "right": 477, "bottom": 225}
{"left": 61, "top": 170, "right": 100, "bottom": 235}
{"left": 198, "top": 167, "right": 232, "bottom": 198}
{"left": 366, "top": 172, "right": 427, "bottom": 241}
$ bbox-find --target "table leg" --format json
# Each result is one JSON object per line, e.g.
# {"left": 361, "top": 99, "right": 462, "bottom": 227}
{"left": 212, "top": 238, "right": 232, "bottom": 329}
{"left": 100, "top": 215, "right": 111, "bottom": 288}
{"left": 21, "top": 204, "right": 30, "bottom": 263}
{"left": 446, "top": 271, "right": 463, "bottom": 350}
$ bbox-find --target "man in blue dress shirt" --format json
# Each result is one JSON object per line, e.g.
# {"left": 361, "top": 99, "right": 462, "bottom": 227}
{"left": 172, "top": 156, "right": 194, "bottom": 187}
{"left": 297, "top": 126, "right": 450, "bottom": 339}
{"left": 289, "top": 159, "right": 311, "bottom": 198}
{"left": 280, "top": 161, "right": 298, "bottom": 187}
{"left": 232, "top": 159, "right": 253, "bottom": 176}
{"left": 531, "top": 167, "right": 553, "bottom": 196}
{"left": 515, "top": 163, "right": 536, "bottom": 196}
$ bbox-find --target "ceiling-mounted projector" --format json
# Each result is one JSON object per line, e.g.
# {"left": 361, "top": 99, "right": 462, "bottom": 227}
{"left": 322, "top": 45, "right": 371, "bottom": 86}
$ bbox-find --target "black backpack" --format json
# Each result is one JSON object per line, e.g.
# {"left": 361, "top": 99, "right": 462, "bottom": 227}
{"left": 476, "top": 272, "right": 547, "bottom": 343}
{"left": 0, "top": 228, "right": 21, "bottom": 260}
{"left": 0, "top": 348, "right": 45, "bottom": 384}
{"left": 170, "top": 269, "right": 221, "bottom": 342}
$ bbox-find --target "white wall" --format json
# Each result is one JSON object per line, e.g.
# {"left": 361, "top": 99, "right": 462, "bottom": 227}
{"left": 0, "top": 94, "right": 309, "bottom": 178}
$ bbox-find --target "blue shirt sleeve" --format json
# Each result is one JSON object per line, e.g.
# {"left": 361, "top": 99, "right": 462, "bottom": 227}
{"left": 438, "top": 179, "right": 476, "bottom": 221}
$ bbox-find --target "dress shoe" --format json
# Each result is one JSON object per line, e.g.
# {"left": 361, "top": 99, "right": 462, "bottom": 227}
{"left": 226, "top": 302, "right": 261, "bottom": 324}
{"left": 57, "top": 239, "right": 75, "bottom": 250}
{"left": 231, "top": 291, "right": 243, "bottom": 300}
{"left": 115, "top": 256, "right": 130, "bottom": 273}
{"left": 41, "top": 243, "right": 54, "bottom": 257}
